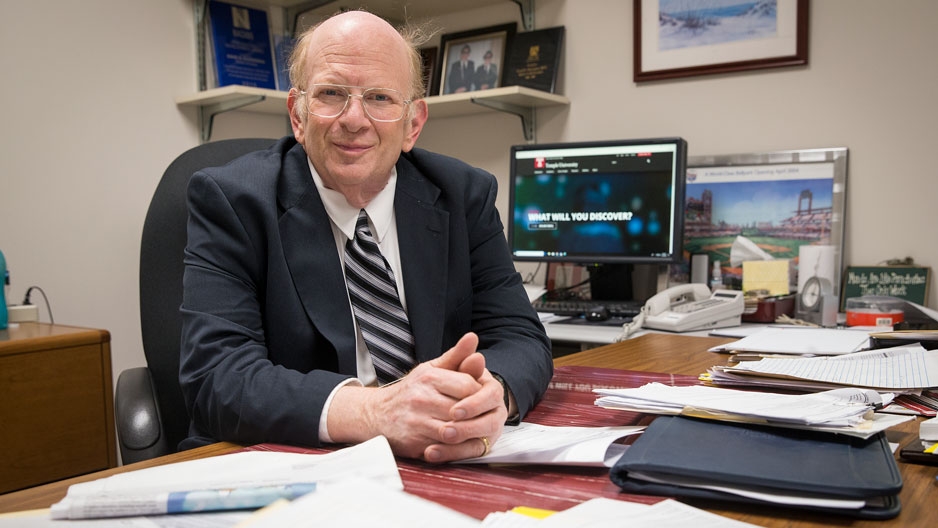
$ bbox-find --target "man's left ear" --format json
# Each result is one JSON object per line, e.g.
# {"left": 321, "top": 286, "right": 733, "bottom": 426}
{"left": 401, "top": 99, "right": 429, "bottom": 152}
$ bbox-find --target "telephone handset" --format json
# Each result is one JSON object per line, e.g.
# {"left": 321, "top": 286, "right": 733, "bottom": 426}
{"left": 617, "top": 284, "right": 745, "bottom": 340}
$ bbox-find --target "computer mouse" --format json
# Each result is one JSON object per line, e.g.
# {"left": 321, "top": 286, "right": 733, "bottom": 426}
{"left": 585, "top": 305, "right": 610, "bottom": 322}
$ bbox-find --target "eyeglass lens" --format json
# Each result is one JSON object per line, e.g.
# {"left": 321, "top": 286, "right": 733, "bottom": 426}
{"left": 307, "top": 85, "right": 407, "bottom": 121}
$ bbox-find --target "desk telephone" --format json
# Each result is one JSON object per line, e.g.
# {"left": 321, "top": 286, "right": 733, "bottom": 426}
{"left": 618, "top": 284, "right": 745, "bottom": 339}
{"left": 643, "top": 284, "right": 745, "bottom": 332}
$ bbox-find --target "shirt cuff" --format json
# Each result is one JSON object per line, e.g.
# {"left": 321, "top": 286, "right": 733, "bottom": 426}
{"left": 319, "top": 377, "right": 363, "bottom": 443}
{"left": 492, "top": 372, "right": 520, "bottom": 425}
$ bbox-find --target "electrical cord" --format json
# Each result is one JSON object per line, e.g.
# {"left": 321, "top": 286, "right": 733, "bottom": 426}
{"left": 615, "top": 305, "right": 647, "bottom": 342}
{"left": 22, "top": 286, "right": 54, "bottom": 324}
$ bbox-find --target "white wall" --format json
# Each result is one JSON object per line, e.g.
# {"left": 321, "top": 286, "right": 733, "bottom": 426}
{"left": 1, "top": 0, "right": 936, "bottom": 394}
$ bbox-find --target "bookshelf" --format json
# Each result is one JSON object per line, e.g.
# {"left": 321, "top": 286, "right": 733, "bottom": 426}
{"left": 180, "top": 0, "right": 565, "bottom": 141}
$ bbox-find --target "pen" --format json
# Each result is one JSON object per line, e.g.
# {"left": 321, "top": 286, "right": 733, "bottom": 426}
{"left": 51, "top": 482, "right": 317, "bottom": 519}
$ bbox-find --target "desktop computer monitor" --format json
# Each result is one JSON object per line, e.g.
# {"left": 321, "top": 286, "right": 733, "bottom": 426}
{"left": 508, "top": 137, "right": 687, "bottom": 301}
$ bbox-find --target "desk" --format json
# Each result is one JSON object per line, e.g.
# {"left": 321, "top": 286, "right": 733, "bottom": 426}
{"left": 0, "top": 323, "right": 116, "bottom": 494}
{"left": 1, "top": 334, "right": 935, "bottom": 526}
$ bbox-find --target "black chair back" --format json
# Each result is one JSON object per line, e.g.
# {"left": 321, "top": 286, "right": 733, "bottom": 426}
{"left": 138, "top": 138, "right": 277, "bottom": 456}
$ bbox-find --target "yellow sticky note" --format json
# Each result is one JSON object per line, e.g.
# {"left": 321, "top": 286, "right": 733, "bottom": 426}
{"left": 742, "top": 260, "right": 790, "bottom": 296}
{"left": 511, "top": 506, "right": 556, "bottom": 519}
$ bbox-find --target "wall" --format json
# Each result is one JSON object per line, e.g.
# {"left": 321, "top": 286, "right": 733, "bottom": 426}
{"left": 419, "top": 0, "right": 938, "bottom": 302}
{"left": 1, "top": 1, "right": 936, "bottom": 402}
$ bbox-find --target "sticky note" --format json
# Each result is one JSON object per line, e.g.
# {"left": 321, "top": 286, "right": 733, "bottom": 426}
{"left": 743, "top": 260, "right": 790, "bottom": 296}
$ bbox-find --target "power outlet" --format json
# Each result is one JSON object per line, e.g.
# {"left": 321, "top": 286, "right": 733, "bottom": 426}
{"left": 8, "top": 304, "right": 39, "bottom": 323}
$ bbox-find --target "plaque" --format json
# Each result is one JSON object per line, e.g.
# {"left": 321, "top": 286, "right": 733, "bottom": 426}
{"left": 503, "top": 26, "right": 564, "bottom": 93}
{"left": 208, "top": 0, "right": 277, "bottom": 89}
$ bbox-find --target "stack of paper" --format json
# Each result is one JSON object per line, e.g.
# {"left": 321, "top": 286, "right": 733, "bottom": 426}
{"left": 708, "top": 343, "right": 938, "bottom": 392}
{"left": 709, "top": 327, "right": 873, "bottom": 358}
{"left": 594, "top": 382, "right": 911, "bottom": 438}
{"left": 48, "top": 436, "right": 402, "bottom": 520}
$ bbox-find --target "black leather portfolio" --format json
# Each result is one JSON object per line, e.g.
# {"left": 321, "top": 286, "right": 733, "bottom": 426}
{"left": 610, "top": 416, "right": 903, "bottom": 519}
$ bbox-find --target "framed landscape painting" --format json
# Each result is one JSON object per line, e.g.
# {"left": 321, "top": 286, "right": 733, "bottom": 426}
{"left": 634, "top": 0, "right": 808, "bottom": 82}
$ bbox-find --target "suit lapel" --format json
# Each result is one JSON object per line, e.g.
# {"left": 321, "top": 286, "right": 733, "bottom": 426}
{"left": 395, "top": 157, "right": 447, "bottom": 362}
{"left": 278, "top": 144, "right": 358, "bottom": 375}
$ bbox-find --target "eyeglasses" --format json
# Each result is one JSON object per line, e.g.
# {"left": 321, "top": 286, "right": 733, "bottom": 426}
{"left": 299, "top": 84, "right": 412, "bottom": 122}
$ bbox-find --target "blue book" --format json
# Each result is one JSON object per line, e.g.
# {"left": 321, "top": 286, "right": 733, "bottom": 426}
{"left": 208, "top": 1, "right": 276, "bottom": 89}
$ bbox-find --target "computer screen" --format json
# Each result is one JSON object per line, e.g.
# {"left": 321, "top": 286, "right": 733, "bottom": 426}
{"left": 508, "top": 137, "right": 687, "bottom": 300}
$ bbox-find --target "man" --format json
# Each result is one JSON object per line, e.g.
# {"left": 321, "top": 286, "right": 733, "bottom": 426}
{"left": 475, "top": 50, "right": 498, "bottom": 90}
{"left": 179, "top": 10, "right": 552, "bottom": 463}
{"left": 446, "top": 44, "right": 475, "bottom": 93}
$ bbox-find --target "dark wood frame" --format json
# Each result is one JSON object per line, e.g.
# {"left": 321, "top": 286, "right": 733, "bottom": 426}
{"left": 634, "top": 0, "right": 809, "bottom": 82}
{"left": 419, "top": 46, "right": 439, "bottom": 97}
{"left": 437, "top": 22, "right": 516, "bottom": 96}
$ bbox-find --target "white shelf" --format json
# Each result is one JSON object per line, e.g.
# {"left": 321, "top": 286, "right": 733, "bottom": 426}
{"left": 176, "top": 84, "right": 568, "bottom": 141}
{"left": 427, "top": 86, "right": 569, "bottom": 118}
{"left": 176, "top": 85, "right": 289, "bottom": 115}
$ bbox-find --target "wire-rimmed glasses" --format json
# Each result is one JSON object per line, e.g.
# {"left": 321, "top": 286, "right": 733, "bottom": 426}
{"left": 299, "top": 84, "right": 412, "bottom": 122}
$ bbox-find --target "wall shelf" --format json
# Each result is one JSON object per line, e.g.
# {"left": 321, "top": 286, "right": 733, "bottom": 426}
{"left": 183, "top": 0, "right": 552, "bottom": 141}
{"left": 176, "top": 84, "right": 568, "bottom": 142}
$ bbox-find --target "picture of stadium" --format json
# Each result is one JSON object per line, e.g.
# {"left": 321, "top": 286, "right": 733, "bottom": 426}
{"left": 678, "top": 176, "right": 835, "bottom": 284}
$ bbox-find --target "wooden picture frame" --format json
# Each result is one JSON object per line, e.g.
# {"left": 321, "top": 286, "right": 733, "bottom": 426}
{"left": 437, "top": 23, "right": 516, "bottom": 96}
{"left": 634, "top": 0, "right": 809, "bottom": 82}
{"left": 419, "top": 46, "right": 439, "bottom": 97}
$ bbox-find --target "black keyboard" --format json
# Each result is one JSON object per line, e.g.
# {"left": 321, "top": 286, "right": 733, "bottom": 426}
{"left": 532, "top": 298, "right": 643, "bottom": 318}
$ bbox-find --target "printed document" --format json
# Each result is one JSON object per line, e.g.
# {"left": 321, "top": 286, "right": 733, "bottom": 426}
{"left": 457, "top": 422, "right": 644, "bottom": 467}
{"left": 709, "top": 327, "right": 871, "bottom": 355}
{"left": 594, "top": 382, "right": 910, "bottom": 438}
{"left": 720, "top": 343, "right": 938, "bottom": 389}
{"left": 49, "top": 436, "right": 401, "bottom": 520}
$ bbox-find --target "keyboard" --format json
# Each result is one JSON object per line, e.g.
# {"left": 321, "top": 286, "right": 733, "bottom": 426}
{"left": 532, "top": 298, "right": 643, "bottom": 318}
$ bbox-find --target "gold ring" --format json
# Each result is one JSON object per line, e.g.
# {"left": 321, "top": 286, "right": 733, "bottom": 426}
{"left": 479, "top": 436, "right": 491, "bottom": 457}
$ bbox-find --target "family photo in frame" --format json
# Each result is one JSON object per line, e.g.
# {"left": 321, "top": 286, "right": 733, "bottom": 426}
{"left": 438, "top": 23, "right": 516, "bottom": 95}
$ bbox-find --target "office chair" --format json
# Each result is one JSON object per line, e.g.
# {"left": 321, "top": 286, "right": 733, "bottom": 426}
{"left": 115, "top": 137, "right": 276, "bottom": 465}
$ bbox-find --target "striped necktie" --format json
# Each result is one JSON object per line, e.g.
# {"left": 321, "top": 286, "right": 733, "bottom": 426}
{"left": 344, "top": 209, "right": 416, "bottom": 384}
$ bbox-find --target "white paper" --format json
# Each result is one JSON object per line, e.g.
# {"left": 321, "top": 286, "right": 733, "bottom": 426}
{"left": 457, "top": 422, "right": 644, "bottom": 467}
{"left": 709, "top": 327, "right": 871, "bottom": 355}
{"left": 239, "top": 477, "right": 480, "bottom": 527}
{"left": 484, "top": 497, "right": 762, "bottom": 528}
{"left": 49, "top": 436, "right": 401, "bottom": 520}
{"left": 594, "top": 383, "right": 911, "bottom": 438}
{"left": 724, "top": 343, "right": 938, "bottom": 389}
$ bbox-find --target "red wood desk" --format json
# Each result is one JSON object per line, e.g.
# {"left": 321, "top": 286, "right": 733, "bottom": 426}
{"left": 0, "top": 334, "right": 935, "bottom": 526}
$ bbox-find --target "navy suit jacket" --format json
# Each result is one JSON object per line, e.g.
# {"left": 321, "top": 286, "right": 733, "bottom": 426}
{"left": 179, "top": 136, "right": 552, "bottom": 449}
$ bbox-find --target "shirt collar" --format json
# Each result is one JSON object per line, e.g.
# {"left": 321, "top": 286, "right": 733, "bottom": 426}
{"left": 308, "top": 158, "right": 397, "bottom": 243}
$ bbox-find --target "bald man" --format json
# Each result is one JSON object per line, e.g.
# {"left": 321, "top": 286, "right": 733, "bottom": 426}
{"left": 179, "top": 11, "right": 552, "bottom": 463}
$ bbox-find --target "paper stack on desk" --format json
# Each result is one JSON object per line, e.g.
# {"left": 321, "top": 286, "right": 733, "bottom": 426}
{"left": 708, "top": 343, "right": 938, "bottom": 391}
{"left": 594, "top": 382, "right": 911, "bottom": 438}
{"left": 709, "top": 327, "right": 873, "bottom": 357}
{"left": 48, "top": 436, "right": 402, "bottom": 520}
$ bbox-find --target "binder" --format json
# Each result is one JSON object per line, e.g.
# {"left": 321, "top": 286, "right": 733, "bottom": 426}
{"left": 610, "top": 416, "right": 902, "bottom": 519}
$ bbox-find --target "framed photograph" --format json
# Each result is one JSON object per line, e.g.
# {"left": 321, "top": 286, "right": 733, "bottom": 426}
{"left": 634, "top": 0, "right": 809, "bottom": 82}
{"left": 671, "top": 148, "right": 848, "bottom": 299}
{"left": 419, "top": 47, "right": 439, "bottom": 97}
{"left": 438, "top": 23, "right": 516, "bottom": 96}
